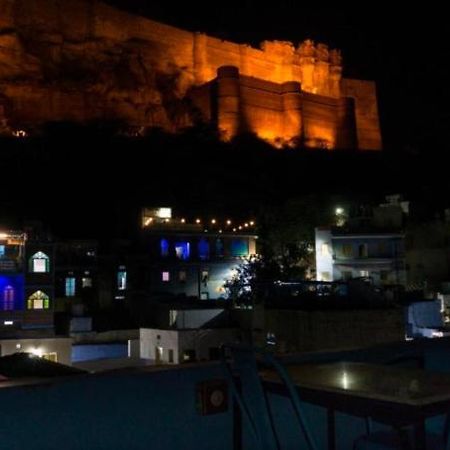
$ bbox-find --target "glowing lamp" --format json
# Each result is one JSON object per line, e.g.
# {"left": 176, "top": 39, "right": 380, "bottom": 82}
{"left": 30, "top": 347, "right": 43, "bottom": 358}
{"left": 336, "top": 208, "right": 344, "bottom": 215}
{"left": 196, "top": 219, "right": 201, "bottom": 224}
{"left": 211, "top": 219, "right": 216, "bottom": 224}
{"left": 156, "top": 208, "right": 172, "bottom": 219}
{"left": 250, "top": 221, "right": 255, "bottom": 226}
{"left": 226, "top": 220, "right": 232, "bottom": 225}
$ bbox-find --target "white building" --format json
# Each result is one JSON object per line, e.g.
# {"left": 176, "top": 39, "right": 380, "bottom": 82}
{"left": 315, "top": 227, "right": 406, "bottom": 286}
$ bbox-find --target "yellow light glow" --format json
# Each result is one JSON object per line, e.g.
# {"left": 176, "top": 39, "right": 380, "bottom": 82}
{"left": 181, "top": 218, "right": 186, "bottom": 223}
{"left": 164, "top": 218, "right": 170, "bottom": 223}
{"left": 244, "top": 223, "right": 249, "bottom": 228}
{"left": 30, "top": 347, "right": 43, "bottom": 358}
{"left": 250, "top": 221, "right": 255, "bottom": 226}
{"left": 233, "top": 228, "right": 237, "bottom": 232}
{"left": 239, "top": 226, "right": 242, "bottom": 230}
{"left": 196, "top": 219, "right": 201, "bottom": 224}
{"left": 0, "top": 232, "right": 8, "bottom": 239}
{"left": 226, "top": 220, "right": 232, "bottom": 225}
{"left": 211, "top": 219, "right": 216, "bottom": 224}
{"left": 219, "top": 230, "right": 223, "bottom": 234}
{"left": 144, "top": 218, "right": 153, "bottom": 226}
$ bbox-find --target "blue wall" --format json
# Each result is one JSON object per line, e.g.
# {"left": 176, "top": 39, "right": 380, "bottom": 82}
{"left": 0, "top": 365, "right": 233, "bottom": 450}
{"left": 72, "top": 344, "right": 128, "bottom": 362}
{"left": 2, "top": 339, "right": 450, "bottom": 450}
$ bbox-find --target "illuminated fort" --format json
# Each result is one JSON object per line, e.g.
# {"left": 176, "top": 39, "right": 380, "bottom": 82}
{"left": 0, "top": 0, "right": 381, "bottom": 149}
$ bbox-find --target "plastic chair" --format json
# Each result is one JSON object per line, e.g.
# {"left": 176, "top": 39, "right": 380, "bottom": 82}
{"left": 221, "top": 343, "right": 318, "bottom": 450}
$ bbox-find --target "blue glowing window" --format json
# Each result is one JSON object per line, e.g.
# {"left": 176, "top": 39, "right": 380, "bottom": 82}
{"left": 215, "top": 239, "right": 224, "bottom": 257}
{"left": 175, "top": 242, "right": 190, "bottom": 260}
{"left": 2, "top": 285, "right": 14, "bottom": 311}
{"left": 198, "top": 238, "right": 210, "bottom": 260}
{"left": 65, "top": 277, "right": 76, "bottom": 297}
{"left": 0, "top": 275, "right": 24, "bottom": 311}
{"left": 0, "top": 245, "right": 5, "bottom": 257}
{"left": 231, "top": 239, "right": 249, "bottom": 257}
{"left": 160, "top": 239, "right": 169, "bottom": 257}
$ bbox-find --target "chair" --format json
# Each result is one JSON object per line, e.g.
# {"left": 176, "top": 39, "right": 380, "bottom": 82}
{"left": 221, "top": 343, "right": 318, "bottom": 450}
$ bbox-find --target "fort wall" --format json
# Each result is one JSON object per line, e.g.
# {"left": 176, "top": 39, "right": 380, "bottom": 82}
{"left": 0, "top": 0, "right": 382, "bottom": 149}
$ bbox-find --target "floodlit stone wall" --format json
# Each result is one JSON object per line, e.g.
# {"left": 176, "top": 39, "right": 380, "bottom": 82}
{"left": 0, "top": 0, "right": 381, "bottom": 149}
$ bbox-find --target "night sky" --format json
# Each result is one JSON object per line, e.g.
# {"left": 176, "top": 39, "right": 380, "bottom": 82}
{"left": 107, "top": 1, "right": 450, "bottom": 155}
{"left": 2, "top": 2, "right": 450, "bottom": 236}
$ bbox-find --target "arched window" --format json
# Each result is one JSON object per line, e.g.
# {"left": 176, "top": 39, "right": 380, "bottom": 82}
{"left": 3, "top": 285, "right": 14, "bottom": 311}
{"left": 27, "top": 290, "right": 50, "bottom": 310}
{"left": 29, "top": 252, "right": 50, "bottom": 273}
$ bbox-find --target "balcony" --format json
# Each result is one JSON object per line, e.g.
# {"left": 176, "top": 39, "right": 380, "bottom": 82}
{"left": 0, "top": 257, "right": 23, "bottom": 273}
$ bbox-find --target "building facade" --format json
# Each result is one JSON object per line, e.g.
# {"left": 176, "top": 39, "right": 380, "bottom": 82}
{"left": 0, "top": 230, "right": 55, "bottom": 332}
{"left": 315, "top": 228, "right": 406, "bottom": 287}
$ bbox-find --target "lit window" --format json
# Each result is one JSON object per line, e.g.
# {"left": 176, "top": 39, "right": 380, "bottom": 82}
{"left": 175, "top": 242, "right": 190, "bottom": 260}
{"left": 65, "top": 277, "right": 76, "bottom": 297}
{"left": 360, "top": 270, "right": 369, "bottom": 278}
{"left": 2, "top": 285, "right": 15, "bottom": 311}
{"left": 162, "top": 271, "right": 170, "bottom": 282}
{"left": 201, "top": 270, "right": 209, "bottom": 284}
{"left": 118, "top": 271, "right": 127, "bottom": 290}
{"left": 179, "top": 271, "right": 187, "bottom": 282}
{"left": 160, "top": 239, "right": 170, "bottom": 257}
{"left": 321, "top": 243, "right": 330, "bottom": 256}
{"left": 29, "top": 252, "right": 50, "bottom": 273}
{"left": 0, "top": 245, "right": 4, "bottom": 257}
{"left": 342, "top": 244, "right": 353, "bottom": 258}
{"left": 231, "top": 239, "right": 249, "bottom": 257}
{"left": 27, "top": 290, "right": 50, "bottom": 310}
{"left": 82, "top": 277, "right": 92, "bottom": 288}
{"left": 320, "top": 272, "right": 331, "bottom": 282}
{"left": 198, "top": 238, "right": 210, "bottom": 260}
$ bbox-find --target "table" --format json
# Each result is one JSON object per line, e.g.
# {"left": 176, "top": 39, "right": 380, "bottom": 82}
{"left": 260, "top": 362, "right": 450, "bottom": 450}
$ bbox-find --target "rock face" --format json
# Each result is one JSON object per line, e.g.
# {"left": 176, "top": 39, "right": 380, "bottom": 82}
{"left": 0, "top": 0, "right": 382, "bottom": 149}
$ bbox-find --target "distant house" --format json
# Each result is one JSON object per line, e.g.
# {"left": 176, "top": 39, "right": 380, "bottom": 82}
{"left": 0, "top": 230, "right": 55, "bottom": 332}
{"left": 110, "top": 207, "right": 258, "bottom": 308}
{"left": 315, "top": 228, "right": 406, "bottom": 287}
